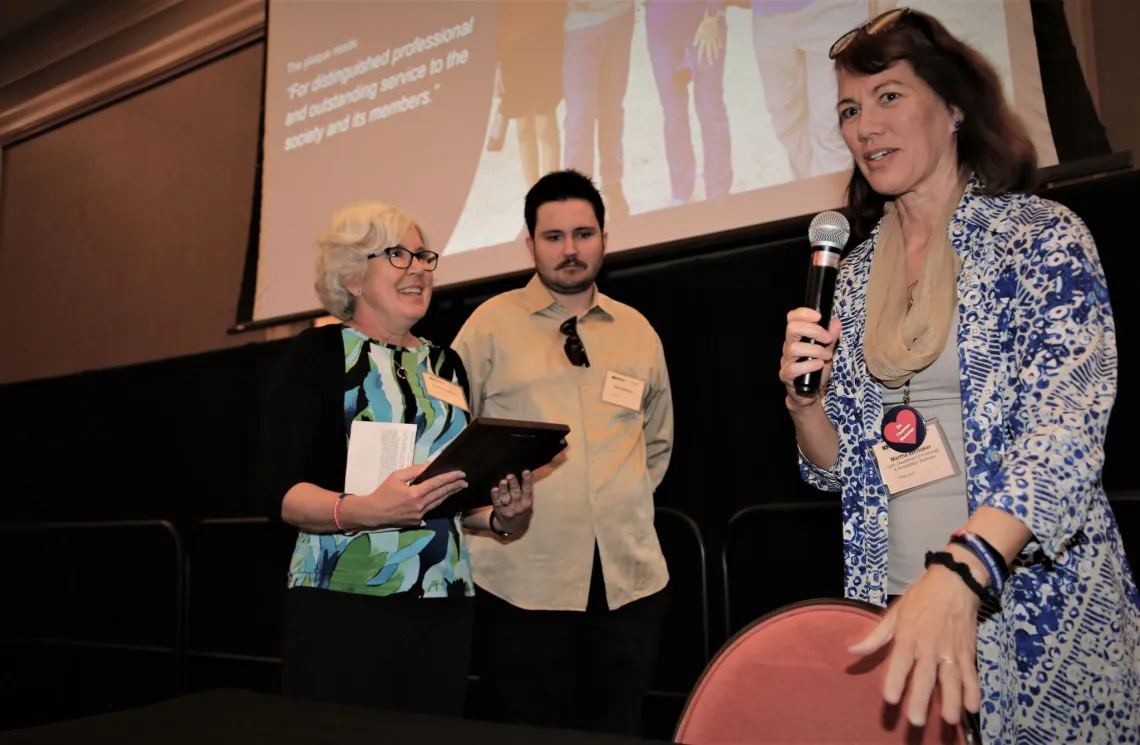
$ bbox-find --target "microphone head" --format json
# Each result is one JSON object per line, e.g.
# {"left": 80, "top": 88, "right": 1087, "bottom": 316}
{"left": 808, "top": 211, "right": 851, "bottom": 250}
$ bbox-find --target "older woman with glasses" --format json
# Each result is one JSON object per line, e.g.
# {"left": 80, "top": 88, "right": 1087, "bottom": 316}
{"left": 262, "top": 200, "right": 534, "bottom": 717}
{"left": 778, "top": 8, "right": 1138, "bottom": 742}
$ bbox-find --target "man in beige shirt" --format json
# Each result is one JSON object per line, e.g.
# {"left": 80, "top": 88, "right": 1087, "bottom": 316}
{"left": 452, "top": 169, "right": 673, "bottom": 735}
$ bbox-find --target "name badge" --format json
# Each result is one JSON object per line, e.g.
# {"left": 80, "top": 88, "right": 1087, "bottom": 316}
{"left": 422, "top": 372, "right": 469, "bottom": 412}
{"left": 872, "top": 419, "right": 957, "bottom": 497}
{"left": 602, "top": 371, "right": 645, "bottom": 412}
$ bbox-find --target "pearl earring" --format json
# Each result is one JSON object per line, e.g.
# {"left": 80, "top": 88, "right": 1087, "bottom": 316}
{"left": 353, "top": 289, "right": 362, "bottom": 297}
{"left": 954, "top": 120, "right": 962, "bottom": 130}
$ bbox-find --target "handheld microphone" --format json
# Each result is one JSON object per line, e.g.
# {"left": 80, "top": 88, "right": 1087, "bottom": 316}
{"left": 793, "top": 210, "right": 851, "bottom": 397}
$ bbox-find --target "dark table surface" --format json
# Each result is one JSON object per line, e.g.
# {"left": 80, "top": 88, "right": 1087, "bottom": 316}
{"left": 0, "top": 689, "right": 668, "bottom": 745}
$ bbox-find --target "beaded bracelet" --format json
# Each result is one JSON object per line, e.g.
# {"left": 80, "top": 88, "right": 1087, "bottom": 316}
{"left": 333, "top": 492, "right": 357, "bottom": 535}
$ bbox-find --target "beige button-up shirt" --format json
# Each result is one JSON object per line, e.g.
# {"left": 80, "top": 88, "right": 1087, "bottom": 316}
{"left": 451, "top": 275, "right": 673, "bottom": 611}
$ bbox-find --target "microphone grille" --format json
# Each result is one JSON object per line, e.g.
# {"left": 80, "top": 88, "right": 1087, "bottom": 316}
{"left": 808, "top": 210, "right": 851, "bottom": 248}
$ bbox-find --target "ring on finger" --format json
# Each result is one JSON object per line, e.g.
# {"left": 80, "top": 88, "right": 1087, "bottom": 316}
{"left": 938, "top": 655, "right": 956, "bottom": 666}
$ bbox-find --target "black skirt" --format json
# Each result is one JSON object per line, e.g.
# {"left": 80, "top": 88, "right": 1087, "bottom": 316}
{"left": 281, "top": 586, "right": 475, "bottom": 717}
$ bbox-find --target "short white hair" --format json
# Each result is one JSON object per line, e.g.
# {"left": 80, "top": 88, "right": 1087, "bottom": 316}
{"left": 314, "top": 201, "right": 428, "bottom": 320}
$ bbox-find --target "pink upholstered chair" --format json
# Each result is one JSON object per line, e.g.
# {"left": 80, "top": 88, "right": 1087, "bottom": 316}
{"left": 674, "top": 599, "right": 979, "bottom": 744}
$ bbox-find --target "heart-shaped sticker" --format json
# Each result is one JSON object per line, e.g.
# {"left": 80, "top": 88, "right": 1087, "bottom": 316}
{"left": 886, "top": 409, "right": 917, "bottom": 444}
{"left": 881, "top": 405, "right": 926, "bottom": 453}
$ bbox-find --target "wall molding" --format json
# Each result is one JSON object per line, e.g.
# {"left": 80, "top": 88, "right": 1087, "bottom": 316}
{"left": 0, "top": 0, "right": 185, "bottom": 91}
{"left": 0, "top": 0, "right": 266, "bottom": 147}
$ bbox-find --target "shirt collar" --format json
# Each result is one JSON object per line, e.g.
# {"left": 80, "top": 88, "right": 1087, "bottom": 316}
{"left": 520, "top": 274, "right": 614, "bottom": 320}
{"left": 952, "top": 170, "right": 1013, "bottom": 234}
{"left": 342, "top": 325, "right": 432, "bottom": 358}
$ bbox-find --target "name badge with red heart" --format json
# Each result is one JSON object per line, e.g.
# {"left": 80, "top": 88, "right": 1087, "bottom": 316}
{"left": 881, "top": 404, "right": 927, "bottom": 453}
{"left": 872, "top": 418, "right": 958, "bottom": 497}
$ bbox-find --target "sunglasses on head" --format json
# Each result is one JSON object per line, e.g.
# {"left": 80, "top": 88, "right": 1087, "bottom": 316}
{"left": 560, "top": 317, "right": 590, "bottom": 368}
{"left": 829, "top": 7, "right": 930, "bottom": 59}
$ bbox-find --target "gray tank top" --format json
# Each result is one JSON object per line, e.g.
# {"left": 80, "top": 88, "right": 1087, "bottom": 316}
{"left": 879, "top": 312, "right": 969, "bottom": 595}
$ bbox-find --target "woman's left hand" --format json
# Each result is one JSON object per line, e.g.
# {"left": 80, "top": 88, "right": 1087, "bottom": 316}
{"left": 490, "top": 471, "right": 534, "bottom": 532}
{"left": 848, "top": 563, "right": 983, "bottom": 727}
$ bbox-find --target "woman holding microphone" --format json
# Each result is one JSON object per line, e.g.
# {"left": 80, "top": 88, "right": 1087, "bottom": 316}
{"left": 778, "top": 8, "right": 1138, "bottom": 742}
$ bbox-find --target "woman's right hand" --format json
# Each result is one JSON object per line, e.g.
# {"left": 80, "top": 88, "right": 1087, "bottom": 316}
{"left": 779, "top": 308, "right": 842, "bottom": 408}
{"left": 350, "top": 464, "right": 468, "bottom": 529}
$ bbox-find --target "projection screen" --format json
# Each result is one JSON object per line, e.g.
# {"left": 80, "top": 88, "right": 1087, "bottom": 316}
{"left": 252, "top": 0, "right": 1056, "bottom": 323}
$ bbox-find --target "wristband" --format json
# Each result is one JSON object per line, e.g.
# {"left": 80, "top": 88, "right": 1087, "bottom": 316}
{"left": 924, "top": 551, "right": 995, "bottom": 605}
{"left": 333, "top": 492, "right": 358, "bottom": 535}
{"left": 489, "top": 509, "right": 512, "bottom": 538}
{"left": 950, "top": 529, "right": 1008, "bottom": 595}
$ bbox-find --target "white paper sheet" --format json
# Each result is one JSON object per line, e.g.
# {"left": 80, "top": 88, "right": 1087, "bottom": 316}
{"left": 344, "top": 420, "right": 417, "bottom": 496}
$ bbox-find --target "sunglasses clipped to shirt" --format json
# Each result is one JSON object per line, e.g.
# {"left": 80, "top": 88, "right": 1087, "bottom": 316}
{"left": 560, "top": 316, "right": 590, "bottom": 368}
{"left": 829, "top": 7, "right": 932, "bottom": 59}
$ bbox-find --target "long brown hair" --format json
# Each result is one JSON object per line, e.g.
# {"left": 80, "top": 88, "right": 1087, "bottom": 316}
{"left": 833, "top": 9, "right": 1038, "bottom": 236}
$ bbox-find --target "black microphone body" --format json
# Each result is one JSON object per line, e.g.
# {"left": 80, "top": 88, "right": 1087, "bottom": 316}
{"left": 793, "top": 211, "right": 850, "bottom": 397}
{"left": 793, "top": 251, "right": 840, "bottom": 396}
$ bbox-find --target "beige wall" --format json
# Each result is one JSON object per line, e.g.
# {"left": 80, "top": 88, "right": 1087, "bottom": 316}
{"left": 1062, "top": 0, "right": 1140, "bottom": 162}
{"left": 1088, "top": 0, "right": 1140, "bottom": 163}
{"left": 1063, "top": 0, "right": 1099, "bottom": 109}
{"left": 0, "top": 0, "right": 274, "bottom": 385}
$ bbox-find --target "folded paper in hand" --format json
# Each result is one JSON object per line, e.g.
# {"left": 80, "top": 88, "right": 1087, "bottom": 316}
{"left": 343, "top": 421, "right": 421, "bottom": 531}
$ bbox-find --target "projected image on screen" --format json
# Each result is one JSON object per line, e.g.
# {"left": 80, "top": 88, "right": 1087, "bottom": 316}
{"left": 254, "top": 0, "right": 1056, "bottom": 322}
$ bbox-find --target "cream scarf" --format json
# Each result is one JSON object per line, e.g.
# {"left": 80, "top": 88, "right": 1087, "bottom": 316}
{"left": 863, "top": 178, "right": 967, "bottom": 388}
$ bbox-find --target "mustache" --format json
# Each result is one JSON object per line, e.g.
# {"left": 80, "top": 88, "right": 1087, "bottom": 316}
{"left": 555, "top": 258, "right": 587, "bottom": 270}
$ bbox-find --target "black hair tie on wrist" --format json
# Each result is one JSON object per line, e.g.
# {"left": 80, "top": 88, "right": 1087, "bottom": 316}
{"left": 925, "top": 551, "right": 995, "bottom": 606}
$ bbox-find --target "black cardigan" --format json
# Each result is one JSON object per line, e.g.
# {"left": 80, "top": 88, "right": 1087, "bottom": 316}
{"left": 258, "top": 323, "right": 470, "bottom": 522}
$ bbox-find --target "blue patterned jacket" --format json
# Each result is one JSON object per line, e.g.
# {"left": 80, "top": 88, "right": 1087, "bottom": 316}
{"left": 800, "top": 177, "right": 1139, "bottom": 743}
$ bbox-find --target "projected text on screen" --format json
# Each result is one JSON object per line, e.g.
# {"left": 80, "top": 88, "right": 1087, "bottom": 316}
{"left": 280, "top": 17, "right": 477, "bottom": 153}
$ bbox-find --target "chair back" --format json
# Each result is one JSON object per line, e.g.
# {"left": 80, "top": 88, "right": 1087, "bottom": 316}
{"left": 674, "top": 599, "right": 969, "bottom": 744}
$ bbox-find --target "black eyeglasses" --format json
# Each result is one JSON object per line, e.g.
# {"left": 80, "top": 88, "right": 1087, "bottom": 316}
{"left": 560, "top": 317, "right": 590, "bottom": 368}
{"left": 367, "top": 246, "right": 439, "bottom": 271}
{"left": 829, "top": 7, "right": 928, "bottom": 59}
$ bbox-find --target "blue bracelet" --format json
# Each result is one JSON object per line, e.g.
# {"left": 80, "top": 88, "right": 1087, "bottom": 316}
{"left": 950, "top": 530, "right": 1006, "bottom": 596}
